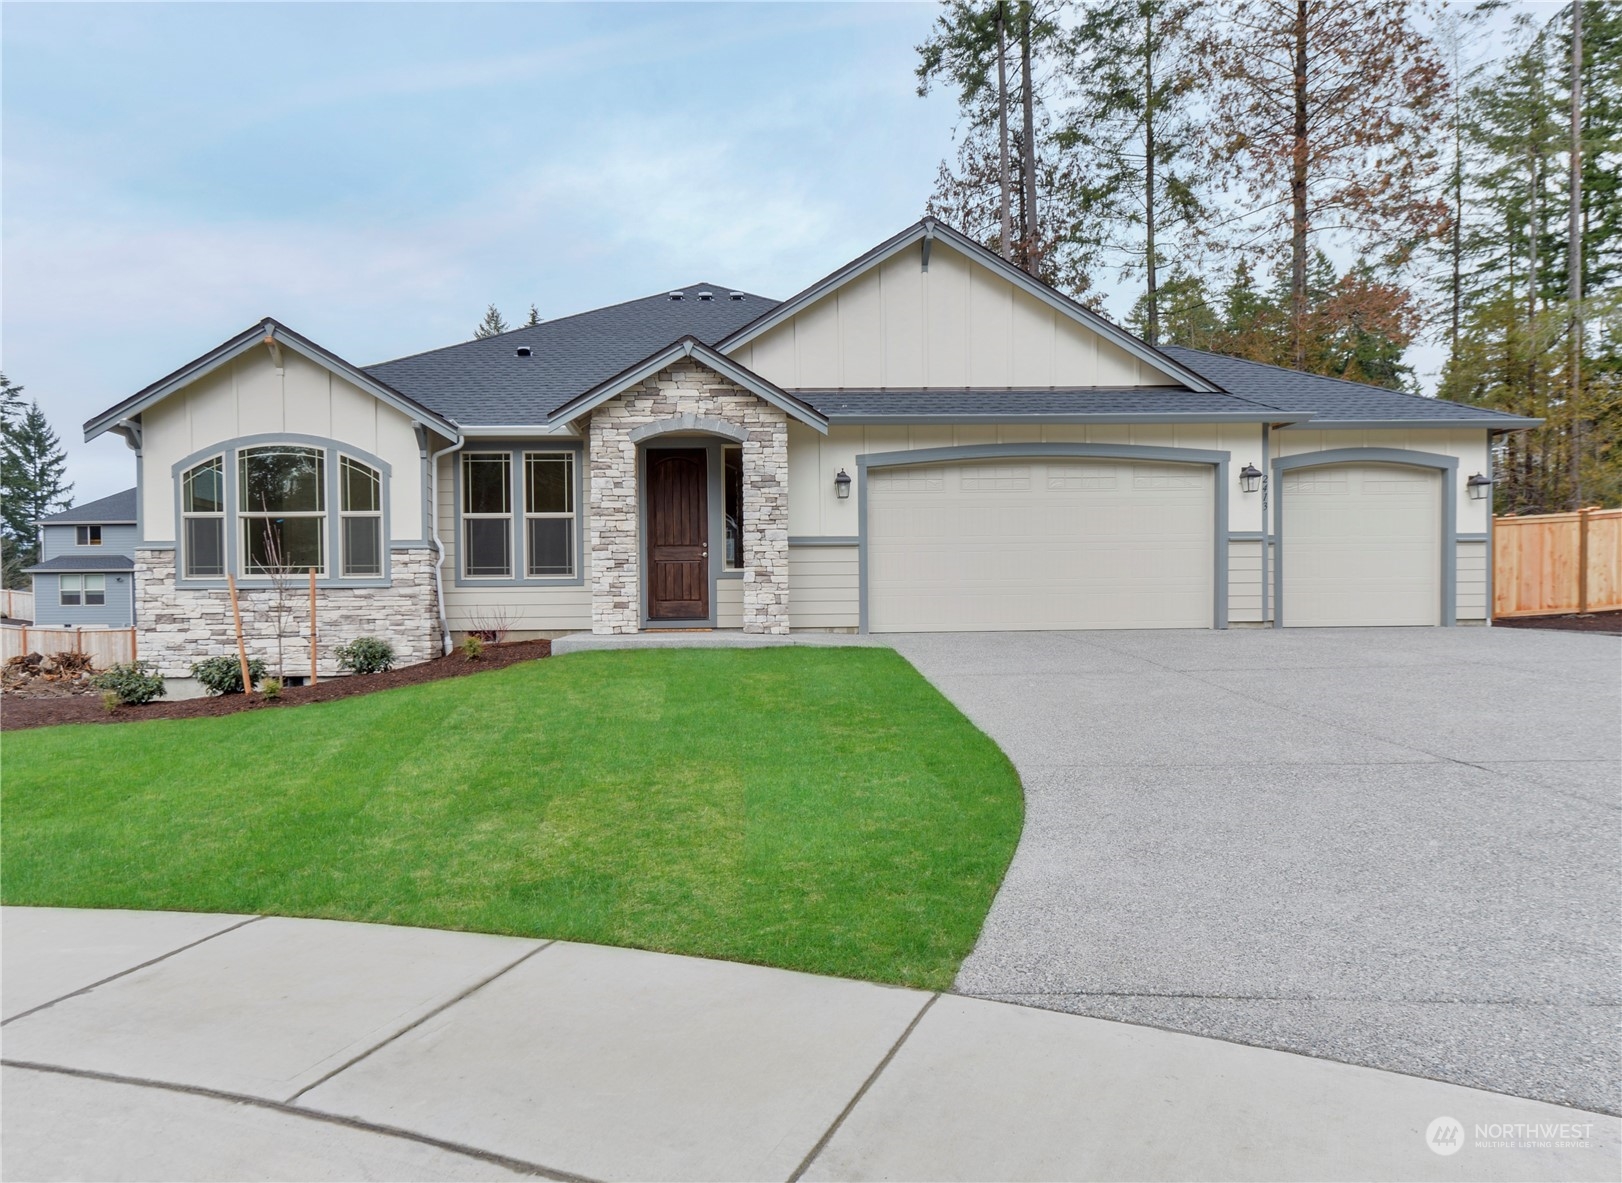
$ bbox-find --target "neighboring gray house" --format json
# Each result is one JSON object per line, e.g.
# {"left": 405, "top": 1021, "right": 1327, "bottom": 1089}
{"left": 27, "top": 488, "right": 138, "bottom": 628}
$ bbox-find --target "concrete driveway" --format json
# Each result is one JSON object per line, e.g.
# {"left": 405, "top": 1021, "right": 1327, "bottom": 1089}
{"left": 888, "top": 627, "right": 1621, "bottom": 1116}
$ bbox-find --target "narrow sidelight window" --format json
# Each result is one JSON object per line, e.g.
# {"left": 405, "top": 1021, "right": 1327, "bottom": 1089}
{"left": 462, "top": 453, "right": 512, "bottom": 577}
{"left": 724, "top": 445, "right": 744, "bottom": 570}
{"left": 239, "top": 446, "right": 325, "bottom": 574}
{"left": 76, "top": 525, "right": 102, "bottom": 546}
{"left": 339, "top": 456, "right": 383, "bottom": 577}
{"left": 181, "top": 456, "right": 226, "bottom": 578}
{"left": 524, "top": 452, "right": 574, "bottom": 577}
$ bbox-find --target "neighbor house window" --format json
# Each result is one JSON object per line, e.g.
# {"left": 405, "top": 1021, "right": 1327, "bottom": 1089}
{"left": 239, "top": 445, "right": 325, "bottom": 574}
{"left": 462, "top": 453, "right": 512, "bottom": 577}
{"left": 524, "top": 452, "right": 574, "bottom": 577}
{"left": 60, "top": 574, "right": 105, "bottom": 607}
{"left": 76, "top": 525, "right": 103, "bottom": 546}
{"left": 724, "top": 445, "right": 744, "bottom": 570}
{"left": 339, "top": 456, "right": 383, "bottom": 577}
{"left": 181, "top": 457, "right": 226, "bottom": 578}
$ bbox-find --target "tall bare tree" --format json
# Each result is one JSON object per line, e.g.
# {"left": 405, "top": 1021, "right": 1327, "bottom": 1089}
{"left": 1200, "top": 0, "right": 1450, "bottom": 368}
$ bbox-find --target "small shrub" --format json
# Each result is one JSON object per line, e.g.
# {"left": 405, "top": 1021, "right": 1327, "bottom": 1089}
{"left": 91, "top": 661, "right": 167, "bottom": 706}
{"left": 261, "top": 677, "right": 283, "bottom": 699}
{"left": 190, "top": 655, "right": 268, "bottom": 696}
{"left": 335, "top": 636, "right": 396, "bottom": 675}
{"left": 100, "top": 691, "right": 121, "bottom": 715}
{"left": 460, "top": 635, "right": 485, "bottom": 661}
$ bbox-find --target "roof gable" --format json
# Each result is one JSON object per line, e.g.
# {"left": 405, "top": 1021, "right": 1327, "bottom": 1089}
{"left": 718, "top": 219, "right": 1219, "bottom": 393}
{"left": 40, "top": 487, "right": 137, "bottom": 525}
{"left": 84, "top": 320, "right": 458, "bottom": 443}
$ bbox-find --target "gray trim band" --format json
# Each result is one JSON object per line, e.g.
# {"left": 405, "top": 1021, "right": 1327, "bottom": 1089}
{"left": 1456, "top": 533, "right": 1490, "bottom": 543}
{"left": 822, "top": 413, "right": 1305, "bottom": 426}
{"left": 1271, "top": 447, "right": 1459, "bottom": 628}
{"left": 855, "top": 442, "right": 1231, "bottom": 634}
{"left": 1277, "top": 417, "right": 1542, "bottom": 430}
{"left": 789, "top": 536, "right": 860, "bottom": 548}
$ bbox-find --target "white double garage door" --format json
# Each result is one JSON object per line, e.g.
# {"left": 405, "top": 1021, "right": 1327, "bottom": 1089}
{"left": 865, "top": 457, "right": 1441, "bottom": 631}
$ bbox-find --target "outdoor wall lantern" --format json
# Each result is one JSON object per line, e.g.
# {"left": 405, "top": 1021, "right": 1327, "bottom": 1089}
{"left": 1467, "top": 472, "right": 1492, "bottom": 501}
{"left": 1238, "top": 463, "right": 1263, "bottom": 493}
{"left": 834, "top": 468, "right": 852, "bottom": 499}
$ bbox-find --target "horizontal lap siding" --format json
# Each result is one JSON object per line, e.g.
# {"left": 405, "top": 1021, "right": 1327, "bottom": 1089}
{"left": 789, "top": 546, "right": 859, "bottom": 629}
{"left": 1457, "top": 540, "right": 1487, "bottom": 621}
{"left": 717, "top": 578, "right": 743, "bottom": 628}
{"left": 437, "top": 454, "right": 591, "bottom": 634}
{"left": 1228, "top": 539, "right": 1263, "bottom": 623}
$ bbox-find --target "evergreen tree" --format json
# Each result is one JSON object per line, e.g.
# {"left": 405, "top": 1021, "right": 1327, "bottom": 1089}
{"left": 1, "top": 400, "right": 73, "bottom": 586}
{"left": 525, "top": 304, "right": 542, "bottom": 328}
{"left": 474, "top": 304, "right": 510, "bottom": 339}
{"left": 0, "top": 373, "right": 23, "bottom": 433}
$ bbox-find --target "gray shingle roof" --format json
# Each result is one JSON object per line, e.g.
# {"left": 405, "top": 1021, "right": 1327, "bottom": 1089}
{"left": 1160, "top": 347, "right": 1541, "bottom": 427}
{"left": 365, "top": 286, "right": 777, "bottom": 426}
{"left": 797, "top": 388, "right": 1286, "bottom": 420}
{"left": 40, "top": 488, "right": 137, "bottom": 525}
{"left": 25, "top": 554, "right": 135, "bottom": 573}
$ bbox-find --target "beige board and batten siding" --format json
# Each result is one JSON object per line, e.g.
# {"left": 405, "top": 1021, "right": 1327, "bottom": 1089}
{"left": 138, "top": 347, "right": 426, "bottom": 543}
{"left": 731, "top": 242, "right": 1184, "bottom": 390}
{"left": 1273, "top": 429, "right": 1492, "bottom": 624}
{"left": 435, "top": 451, "right": 592, "bottom": 636}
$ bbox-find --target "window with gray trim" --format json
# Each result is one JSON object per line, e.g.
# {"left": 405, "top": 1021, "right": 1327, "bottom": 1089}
{"left": 76, "top": 525, "right": 103, "bottom": 546}
{"left": 340, "top": 456, "right": 383, "bottom": 577}
{"left": 462, "top": 453, "right": 512, "bottom": 577}
{"left": 524, "top": 452, "right": 575, "bottom": 577}
{"left": 60, "top": 574, "right": 106, "bottom": 606}
{"left": 182, "top": 457, "right": 226, "bottom": 578}
{"left": 239, "top": 445, "right": 325, "bottom": 574}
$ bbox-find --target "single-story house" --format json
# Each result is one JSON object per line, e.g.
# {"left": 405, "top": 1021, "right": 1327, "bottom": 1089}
{"left": 83, "top": 218, "right": 1538, "bottom": 677}
{"left": 25, "top": 488, "right": 139, "bottom": 629}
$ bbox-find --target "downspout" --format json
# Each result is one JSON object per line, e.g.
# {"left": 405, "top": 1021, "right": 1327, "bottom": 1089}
{"left": 425, "top": 429, "right": 463, "bottom": 655}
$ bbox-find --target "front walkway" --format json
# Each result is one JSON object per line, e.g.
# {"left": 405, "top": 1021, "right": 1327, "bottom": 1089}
{"left": 2, "top": 908, "right": 1615, "bottom": 1182}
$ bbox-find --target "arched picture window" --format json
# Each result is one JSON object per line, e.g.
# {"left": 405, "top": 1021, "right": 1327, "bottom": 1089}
{"left": 340, "top": 456, "right": 383, "bottom": 577}
{"left": 239, "top": 445, "right": 325, "bottom": 574}
{"left": 181, "top": 456, "right": 226, "bottom": 578}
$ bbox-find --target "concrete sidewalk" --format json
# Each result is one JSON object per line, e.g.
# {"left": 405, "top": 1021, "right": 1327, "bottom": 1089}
{"left": 2, "top": 908, "right": 1616, "bottom": 1182}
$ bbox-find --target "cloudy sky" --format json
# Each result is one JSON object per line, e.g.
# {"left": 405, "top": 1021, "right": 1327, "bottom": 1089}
{"left": 3, "top": 1, "right": 1536, "bottom": 505}
{"left": 3, "top": 1, "right": 960, "bottom": 501}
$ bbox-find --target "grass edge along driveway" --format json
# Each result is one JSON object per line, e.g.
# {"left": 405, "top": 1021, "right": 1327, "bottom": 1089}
{"left": 2, "top": 648, "right": 1023, "bottom": 991}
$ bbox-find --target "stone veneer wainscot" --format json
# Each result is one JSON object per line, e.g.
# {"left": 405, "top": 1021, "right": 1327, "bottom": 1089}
{"left": 586, "top": 360, "right": 790, "bottom": 634}
{"left": 134, "top": 548, "right": 441, "bottom": 678}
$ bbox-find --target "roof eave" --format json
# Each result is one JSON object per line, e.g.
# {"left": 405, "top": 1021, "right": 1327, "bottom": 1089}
{"left": 1276, "top": 417, "right": 1545, "bottom": 430}
{"left": 821, "top": 412, "right": 1311, "bottom": 425}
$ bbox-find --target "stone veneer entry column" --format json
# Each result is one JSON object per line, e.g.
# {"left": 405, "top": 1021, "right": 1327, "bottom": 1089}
{"left": 587, "top": 361, "right": 790, "bottom": 634}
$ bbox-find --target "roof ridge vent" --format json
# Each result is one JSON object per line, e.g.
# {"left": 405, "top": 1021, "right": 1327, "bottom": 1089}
{"left": 729, "top": 291, "right": 745, "bottom": 300}
{"left": 668, "top": 290, "right": 685, "bottom": 301}
{"left": 515, "top": 346, "right": 533, "bottom": 358}
{"left": 698, "top": 290, "right": 714, "bottom": 301}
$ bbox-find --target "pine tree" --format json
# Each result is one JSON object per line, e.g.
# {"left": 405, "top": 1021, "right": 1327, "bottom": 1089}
{"left": 0, "top": 373, "right": 23, "bottom": 433}
{"left": 1, "top": 400, "right": 73, "bottom": 586}
{"left": 474, "top": 305, "right": 510, "bottom": 339}
{"left": 525, "top": 304, "right": 542, "bottom": 328}
{"left": 1061, "top": 0, "right": 1206, "bottom": 344}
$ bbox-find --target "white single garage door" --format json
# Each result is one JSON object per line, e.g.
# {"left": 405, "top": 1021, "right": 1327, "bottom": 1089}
{"left": 1281, "top": 462, "right": 1442, "bottom": 627}
{"left": 866, "top": 458, "right": 1214, "bottom": 632}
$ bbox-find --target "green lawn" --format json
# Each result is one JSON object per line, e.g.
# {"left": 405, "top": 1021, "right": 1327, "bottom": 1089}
{"left": 1, "top": 648, "right": 1022, "bottom": 990}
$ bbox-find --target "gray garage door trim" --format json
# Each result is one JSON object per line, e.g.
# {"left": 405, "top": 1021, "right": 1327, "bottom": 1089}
{"left": 1271, "top": 447, "right": 1458, "bottom": 629}
{"left": 856, "top": 442, "right": 1231, "bottom": 633}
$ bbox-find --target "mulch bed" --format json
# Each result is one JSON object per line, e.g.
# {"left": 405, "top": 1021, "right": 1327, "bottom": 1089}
{"left": 0, "top": 639, "right": 551, "bottom": 732}
{"left": 1493, "top": 610, "right": 1622, "bottom": 636}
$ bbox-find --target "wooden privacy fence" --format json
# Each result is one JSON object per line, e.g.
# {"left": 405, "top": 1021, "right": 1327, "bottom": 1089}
{"left": 1, "top": 588, "right": 34, "bottom": 620}
{"left": 1, "top": 624, "right": 137, "bottom": 667}
{"left": 1494, "top": 507, "right": 1622, "bottom": 617}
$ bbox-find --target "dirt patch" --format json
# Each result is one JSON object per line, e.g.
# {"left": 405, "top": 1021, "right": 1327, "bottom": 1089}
{"left": 0, "top": 638, "right": 552, "bottom": 732}
{"left": 1494, "top": 610, "right": 1622, "bottom": 636}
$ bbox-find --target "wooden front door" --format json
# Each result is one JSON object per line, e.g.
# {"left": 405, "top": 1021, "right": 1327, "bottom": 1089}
{"left": 646, "top": 448, "right": 709, "bottom": 621}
